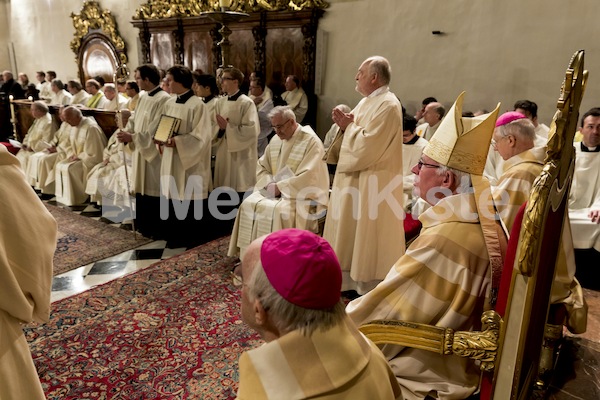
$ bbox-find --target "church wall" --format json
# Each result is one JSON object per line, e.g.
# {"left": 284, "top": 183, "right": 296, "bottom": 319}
{"left": 318, "top": 0, "right": 600, "bottom": 133}
{"left": 0, "top": 0, "right": 11, "bottom": 70}
{"left": 1, "top": 0, "right": 599, "bottom": 135}
{"left": 1, "top": 0, "right": 143, "bottom": 83}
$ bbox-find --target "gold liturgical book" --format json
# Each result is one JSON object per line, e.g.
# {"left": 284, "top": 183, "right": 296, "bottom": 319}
{"left": 154, "top": 115, "right": 182, "bottom": 142}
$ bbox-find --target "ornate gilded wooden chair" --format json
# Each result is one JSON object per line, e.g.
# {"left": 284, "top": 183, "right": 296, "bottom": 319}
{"left": 359, "top": 50, "right": 587, "bottom": 399}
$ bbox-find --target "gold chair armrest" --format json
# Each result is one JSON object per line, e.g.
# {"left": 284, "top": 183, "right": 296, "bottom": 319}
{"left": 359, "top": 310, "right": 502, "bottom": 372}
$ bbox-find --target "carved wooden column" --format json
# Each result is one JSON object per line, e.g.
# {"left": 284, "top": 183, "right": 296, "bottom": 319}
{"left": 252, "top": 12, "right": 267, "bottom": 77}
{"left": 139, "top": 19, "right": 151, "bottom": 63}
{"left": 172, "top": 18, "right": 185, "bottom": 65}
{"left": 301, "top": 9, "right": 320, "bottom": 89}
{"left": 210, "top": 26, "right": 221, "bottom": 73}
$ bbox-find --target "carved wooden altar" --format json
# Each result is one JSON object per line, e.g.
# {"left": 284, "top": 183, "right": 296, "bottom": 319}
{"left": 131, "top": 1, "right": 327, "bottom": 127}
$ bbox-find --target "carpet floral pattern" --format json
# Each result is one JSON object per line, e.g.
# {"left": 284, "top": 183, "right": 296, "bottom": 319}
{"left": 25, "top": 236, "right": 262, "bottom": 399}
{"left": 47, "top": 204, "right": 152, "bottom": 275}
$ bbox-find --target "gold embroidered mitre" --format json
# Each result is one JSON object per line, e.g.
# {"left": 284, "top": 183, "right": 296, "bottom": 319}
{"left": 423, "top": 91, "right": 500, "bottom": 175}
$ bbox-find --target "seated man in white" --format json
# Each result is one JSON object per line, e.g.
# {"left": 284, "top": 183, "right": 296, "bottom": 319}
{"left": 55, "top": 106, "right": 107, "bottom": 206}
{"left": 483, "top": 108, "right": 548, "bottom": 186}
{"left": 102, "top": 83, "right": 129, "bottom": 111}
{"left": 16, "top": 100, "right": 55, "bottom": 176}
{"left": 27, "top": 107, "right": 70, "bottom": 196}
{"left": 569, "top": 107, "right": 600, "bottom": 252}
{"left": 401, "top": 114, "right": 428, "bottom": 211}
{"left": 85, "top": 110, "right": 132, "bottom": 205}
{"left": 415, "top": 101, "right": 444, "bottom": 140}
{"left": 66, "top": 80, "right": 90, "bottom": 106}
{"left": 281, "top": 75, "right": 308, "bottom": 123}
{"left": 84, "top": 79, "right": 108, "bottom": 109}
{"left": 228, "top": 106, "right": 329, "bottom": 259}
{"left": 491, "top": 111, "right": 586, "bottom": 334}
{"left": 49, "top": 79, "right": 72, "bottom": 106}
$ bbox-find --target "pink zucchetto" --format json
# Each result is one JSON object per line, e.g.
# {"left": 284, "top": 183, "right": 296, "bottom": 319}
{"left": 260, "top": 228, "right": 342, "bottom": 309}
{"left": 495, "top": 111, "right": 527, "bottom": 127}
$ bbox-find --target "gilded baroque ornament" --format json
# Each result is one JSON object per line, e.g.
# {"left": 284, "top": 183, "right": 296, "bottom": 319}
{"left": 71, "top": 1, "right": 128, "bottom": 64}
{"left": 133, "top": 0, "right": 329, "bottom": 20}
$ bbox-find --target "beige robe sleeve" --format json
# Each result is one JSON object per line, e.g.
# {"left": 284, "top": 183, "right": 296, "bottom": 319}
{"left": 337, "top": 95, "right": 404, "bottom": 173}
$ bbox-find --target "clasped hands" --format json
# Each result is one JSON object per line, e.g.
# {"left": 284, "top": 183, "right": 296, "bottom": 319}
{"left": 332, "top": 107, "right": 354, "bottom": 131}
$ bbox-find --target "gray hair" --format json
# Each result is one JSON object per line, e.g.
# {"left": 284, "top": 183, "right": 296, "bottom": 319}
{"left": 268, "top": 105, "right": 296, "bottom": 122}
{"left": 498, "top": 118, "right": 536, "bottom": 142}
{"left": 365, "top": 56, "right": 391, "bottom": 86}
{"left": 32, "top": 100, "right": 49, "bottom": 114}
{"left": 436, "top": 165, "right": 472, "bottom": 193}
{"left": 247, "top": 260, "right": 346, "bottom": 337}
{"left": 103, "top": 83, "right": 116, "bottom": 93}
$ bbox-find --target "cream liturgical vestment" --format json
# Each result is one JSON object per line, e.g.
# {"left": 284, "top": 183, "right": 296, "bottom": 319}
{"left": 27, "top": 120, "right": 70, "bottom": 193}
{"left": 16, "top": 113, "right": 55, "bottom": 174}
{"left": 0, "top": 145, "right": 57, "bottom": 400}
{"left": 125, "top": 87, "right": 171, "bottom": 197}
{"left": 347, "top": 193, "right": 491, "bottom": 400}
{"left": 49, "top": 89, "right": 72, "bottom": 106}
{"left": 70, "top": 90, "right": 91, "bottom": 106}
{"left": 569, "top": 143, "right": 600, "bottom": 251}
{"left": 323, "top": 87, "right": 405, "bottom": 293}
{"left": 213, "top": 93, "right": 260, "bottom": 192}
{"left": 228, "top": 125, "right": 329, "bottom": 258}
{"left": 281, "top": 87, "right": 308, "bottom": 122}
{"left": 236, "top": 316, "right": 401, "bottom": 400}
{"left": 85, "top": 130, "right": 129, "bottom": 205}
{"left": 492, "top": 146, "right": 587, "bottom": 334}
{"left": 103, "top": 94, "right": 129, "bottom": 111}
{"left": 160, "top": 91, "right": 213, "bottom": 201}
{"left": 55, "top": 117, "right": 107, "bottom": 205}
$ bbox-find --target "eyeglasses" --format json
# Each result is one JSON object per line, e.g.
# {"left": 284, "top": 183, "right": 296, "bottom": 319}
{"left": 272, "top": 119, "right": 291, "bottom": 130}
{"left": 416, "top": 159, "right": 441, "bottom": 171}
{"left": 491, "top": 134, "right": 511, "bottom": 149}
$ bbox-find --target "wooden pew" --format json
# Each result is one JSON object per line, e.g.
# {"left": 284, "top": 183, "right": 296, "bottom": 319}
{"left": 11, "top": 100, "right": 118, "bottom": 142}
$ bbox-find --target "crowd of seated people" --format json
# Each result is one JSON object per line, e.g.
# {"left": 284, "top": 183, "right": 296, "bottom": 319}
{"left": 2, "top": 57, "right": 596, "bottom": 399}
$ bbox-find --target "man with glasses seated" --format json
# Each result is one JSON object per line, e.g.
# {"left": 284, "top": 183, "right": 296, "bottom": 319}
{"left": 348, "top": 93, "right": 507, "bottom": 399}
{"left": 228, "top": 106, "right": 329, "bottom": 259}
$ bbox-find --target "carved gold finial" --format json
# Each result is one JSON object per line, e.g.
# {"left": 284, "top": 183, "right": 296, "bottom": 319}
{"left": 133, "top": 0, "right": 329, "bottom": 20}
{"left": 70, "top": 1, "right": 128, "bottom": 64}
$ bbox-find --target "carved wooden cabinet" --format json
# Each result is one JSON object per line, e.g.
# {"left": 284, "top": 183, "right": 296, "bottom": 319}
{"left": 131, "top": 9, "right": 324, "bottom": 127}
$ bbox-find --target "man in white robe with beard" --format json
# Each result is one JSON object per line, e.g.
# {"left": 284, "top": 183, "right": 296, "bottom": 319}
{"left": 117, "top": 64, "right": 171, "bottom": 238}
{"left": 157, "top": 65, "right": 213, "bottom": 248}
{"left": 228, "top": 106, "right": 329, "bottom": 258}
{"left": 54, "top": 106, "right": 106, "bottom": 205}
{"left": 17, "top": 101, "right": 55, "bottom": 175}
{"left": 323, "top": 56, "right": 405, "bottom": 295}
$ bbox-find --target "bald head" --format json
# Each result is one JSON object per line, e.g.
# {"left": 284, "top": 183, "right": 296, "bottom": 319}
{"left": 423, "top": 102, "right": 445, "bottom": 126}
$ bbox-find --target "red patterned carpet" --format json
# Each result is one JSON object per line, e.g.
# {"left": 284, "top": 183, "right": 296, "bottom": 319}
{"left": 47, "top": 204, "right": 153, "bottom": 275}
{"left": 25, "top": 236, "right": 262, "bottom": 399}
